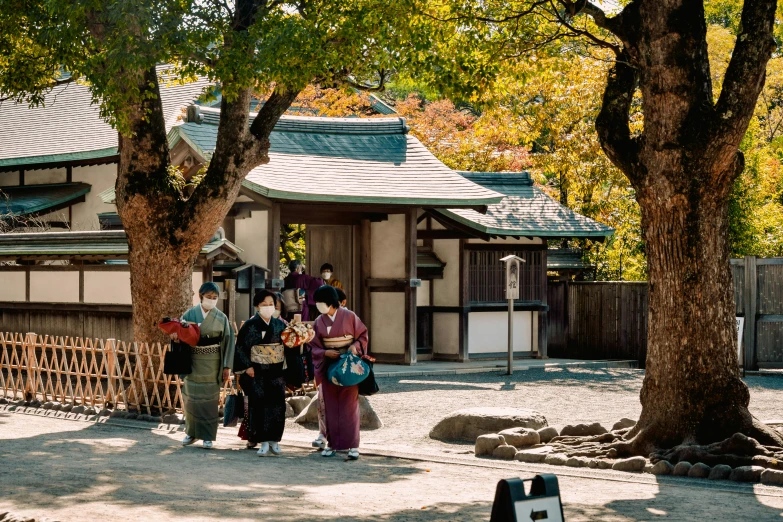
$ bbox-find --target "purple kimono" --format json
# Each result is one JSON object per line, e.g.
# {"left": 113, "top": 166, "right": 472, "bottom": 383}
{"left": 283, "top": 272, "right": 324, "bottom": 321}
{"left": 310, "top": 307, "right": 369, "bottom": 450}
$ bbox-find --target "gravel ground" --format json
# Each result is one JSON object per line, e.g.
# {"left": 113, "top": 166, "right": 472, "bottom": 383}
{"left": 282, "top": 367, "right": 783, "bottom": 455}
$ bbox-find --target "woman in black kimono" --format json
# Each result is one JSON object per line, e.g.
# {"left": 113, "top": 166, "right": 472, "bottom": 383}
{"left": 234, "top": 290, "right": 288, "bottom": 456}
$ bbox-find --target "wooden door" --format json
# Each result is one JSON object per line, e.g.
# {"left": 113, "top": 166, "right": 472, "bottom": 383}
{"left": 306, "top": 225, "right": 356, "bottom": 309}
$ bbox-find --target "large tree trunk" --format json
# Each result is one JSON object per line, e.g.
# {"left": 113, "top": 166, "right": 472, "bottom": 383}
{"left": 564, "top": 0, "right": 783, "bottom": 453}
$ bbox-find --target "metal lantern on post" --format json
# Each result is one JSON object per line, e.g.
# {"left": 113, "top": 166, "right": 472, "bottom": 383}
{"left": 500, "top": 254, "right": 525, "bottom": 376}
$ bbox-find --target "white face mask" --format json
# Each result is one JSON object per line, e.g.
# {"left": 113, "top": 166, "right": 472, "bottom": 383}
{"left": 321, "top": 271, "right": 332, "bottom": 281}
{"left": 272, "top": 309, "right": 281, "bottom": 319}
{"left": 258, "top": 305, "right": 275, "bottom": 320}
{"left": 201, "top": 297, "right": 218, "bottom": 311}
{"left": 316, "top": 302, "right": 330, "bottom": 315}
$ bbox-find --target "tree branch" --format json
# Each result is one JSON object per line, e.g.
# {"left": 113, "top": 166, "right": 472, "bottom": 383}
{"left": 341, "top": 70, "right": 389, "bottom": 93}
{"left": 595, "top": 51, "right": 641, "bottom": 184}
{"left": 711, "top": 0, "right": 777, "bottom": 174}
{"left": 249, "top": 88, "right": 300, "bottom": 141}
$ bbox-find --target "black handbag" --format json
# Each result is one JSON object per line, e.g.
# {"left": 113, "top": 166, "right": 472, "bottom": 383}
{"left": 223, "top": 382, "right": 244, "bottom": 428}
{"left": 358, "top": 362, "right": 379, "bottom": 396}
{"left": 163, "top": 340, "right": 192, "bottom": 375}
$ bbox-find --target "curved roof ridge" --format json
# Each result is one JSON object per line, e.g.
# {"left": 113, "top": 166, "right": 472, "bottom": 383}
{"left": 197, "top": 106, "right": 407, "bottom": 135}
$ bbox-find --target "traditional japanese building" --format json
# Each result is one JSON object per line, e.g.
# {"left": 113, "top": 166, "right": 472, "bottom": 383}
{"left": 0, "top": 81, "right": 612, "bottom": 364}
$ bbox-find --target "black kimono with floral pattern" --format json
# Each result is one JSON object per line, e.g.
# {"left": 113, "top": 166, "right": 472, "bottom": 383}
{"left": 233, "top": 313, "right": 288, "bottom": 443}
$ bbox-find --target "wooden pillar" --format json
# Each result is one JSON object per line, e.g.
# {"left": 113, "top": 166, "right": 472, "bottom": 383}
{"left": 404, "top": 209, "right": 417, "bottom": 365}
{"left": 225, "top": 278, "right": 237, "bottom": 333}
{"left": 458, "top": 239, "right": 469, "bottom": 362}
{"left": 267, "top": 203, "right": 281, "bottom": 279}
{"left": 743, "top": 255, "right": 758, "bottom": 370}
{"left": 78, "top": 264, "right": 85, "bottom": 303}
{"left": 359, "top": 219, "right": 372, "bottom": 335}
{"left": 25, "top": 332, "right": 36, "bottom": 400}
{"left": 249, "top": 265, "right": 256, "bottom": 319}
{"left": 537, "top": 244, "right": 549, "bottom": 359}
{"left": 201, "top": 260, "right": 214, "bottom": 283}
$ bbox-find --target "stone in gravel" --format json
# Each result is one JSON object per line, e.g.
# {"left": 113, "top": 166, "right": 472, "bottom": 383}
{"left": 650, "top": 461, "right": 674, "bottom": 475}
{"left": 537, "top": 427, "right": 559, "bottom": 443}
{"left": 688, "top": 463, "right": 711, "bottom": 478}
{"left": 285, "top": 402, "right": 295, "bottom": 418}
{"left": 0, "top": 398, "right": 7, "bottom": 405}
{"left": 708, "top": 465, "right": 732, "bottom": 480}
{"left": 295, "top": 393, "right": 320, "bottom": 425}
{"left": 125, "top": 412, "right": 138, "bottom": 420}
{"left": 492, "top": 444, "right": 518, "bottom": 460}
{"left": 50, "top": 402, "right": 62, "bottom": 411}
{"left": 761, "top": 469, "right": 783, "bottom": 485}
{"left": 71, "top": 405, "right": 85, "bottom": 414}
{"left": 498, "top": 427, "right": 540, "bottom": 448}
{"left": 42, "top": 402, "right": 54, "bottom": 410}
{"left": 612, "top": 418, "right": 636, "bottom": 431}
{"left": 612, "top": 456, "right": 646, "bottom": 472}
{"left": 137, "top": 414, "right": 150, "bottom": 422}
{"left": 29, "top": 399, "right": 41, "bottom": 408}
{"left": 515, "top": 447, "right": 553, "bottom": 463}
{"left": 429, "top": 408, "right": 547, "bottom": 442}
{"left": 98, "top": 408, "right": 112, "bottom": 417}
{"left": 60, "top": 404, "right": 72, "bottom": 413}
{"left": 148, "top": 416, "right": 162, "bottom": 423}
{"left": 358, "top": 396, "right": 383, "bottom": 430}
{"left": 595, "top": 460, "right": 613, "bottom": 469}
{"left": 83, "top": 407, "right": 97, "bottom": 416}
{"left": 673, "top": 461, "right": 692, "bottom": 476}
{"left": 543, "top": 453, "right": 568, "bottom": 466}
{"left": 475, "top": 434, "right": 505, "bottom": 456}
{"left": 566, "top": 456, "right": 591, "bottom": 468}
{"left": 559, "top": 422, "right": 607, "bottom": 437}
{"left": 161, "top": 414, "right": 178, "bottom": 424}
{"left": 729, "top": 466, "right": 764, "bottom": 482}
{"left": 288, "top": 396, "right": 311, "bottom": 415}
{"left": 109, "top": 410, "right": 126, "bottom": 418}
{"left": 752, "top": 455, "right": 783, "bottom": 470}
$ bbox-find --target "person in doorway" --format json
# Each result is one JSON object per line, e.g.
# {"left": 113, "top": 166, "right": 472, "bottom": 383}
{"left": 309, "top": 285, "right": 368, "bottom": 460}
{"left": 174, "top": 281, "right": 234, "bottom": 449}
{"left": 320, "top": 263, "right": 344, "bottom": 290}
{"left": 233, "top": 290, "right": 288, "bottom": 456}
{"left": 284, "top": 260, "right": 324, "bottom": 321}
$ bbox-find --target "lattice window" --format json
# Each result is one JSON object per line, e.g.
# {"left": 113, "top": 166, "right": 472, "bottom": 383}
{"left": 468, "top": 249, "right": 544, "bottom": 303}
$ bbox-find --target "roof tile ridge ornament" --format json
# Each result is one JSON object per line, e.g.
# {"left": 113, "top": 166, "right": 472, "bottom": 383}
{"left": 185, "top": 105, "right": 203, "bottom": 124}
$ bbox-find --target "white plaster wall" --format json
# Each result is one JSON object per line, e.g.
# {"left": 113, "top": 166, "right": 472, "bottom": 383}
{"left": 467, "top": 237, "right": 543, "bottom": 245}
{"left": 192, "top": 272, "right": 203, "bottom": 306}
{"left": 431, "top": 239, "right": 460, "bottom": 306}
{"left": 417, "top": 280, "right": 431, "bottom": 307}
{"left": 72, "top": 164, "right": 118, "bottom": 231}
{"left": 468, "top": 311, "right": 534, "bottom": 354}
{"left": 0, "top": 171, "right": 19, "bottom": 186}
{"left": 234, "top": 210, "right": 269, "bottom": 268}
{"left": 371, "top": 214, "right": 405, "bottom": 278}
{"left": 370, "top": 292, "right": 405, "bottom": 354}
{"left": 29, "top": 271, "right": 79, "bottom": 303}
{"left": 2, "top": 272, "right": 26, "bottom": 301}
{"left": 36, "top": 208, "right": 70, "bottom": 227}
{"left": 25, "top": 168, "right": 67, "bottom": 185}
{"left": 83, "top": 271, "right": 132, "bottom": 304}
{"left": 432, "top": 313, "right": 460, "bottom": 355}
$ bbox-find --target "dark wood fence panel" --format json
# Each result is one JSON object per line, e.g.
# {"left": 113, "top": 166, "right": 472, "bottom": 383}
{"left": 0, "top": 306, "right": 133, "bottom": 342}
{"left": 546, "top": 283, "right": 567, "bottom": 356}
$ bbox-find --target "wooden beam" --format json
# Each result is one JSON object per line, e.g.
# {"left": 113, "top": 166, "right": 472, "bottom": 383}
{"left": 459, "top": 239, "right": 469, "bottom": 362}
{"left": 78, "top": 265, "right": 85, "bottom": 303}
{"left": 66, "top": 165, "right": 72, "bottom": 183}
{"left": 19, "top": 169, "right": 25, "bottom": 186}
{"left": 404, "top": 207, "right": 417, "bottom": 365}
{"left": 537, "top": 240, "right": 548, "bottom": 359}
{"left": 202, "top": 260, "right": 214, "bottom": 283}
{"left": 238, "top": 186, "right": 275, "bottom": 209}
{"left": 744, "top": 255, "right": 758, "bottom": 370}
{"left": 267, "top": 203, "right": 281, "bottom": 279}
{"left": 360, "top": 219, "right": 372, "bottom": 336}
{"left": 427, "top": 210, "right": 490, "bottom": 241}
{"left": 417, "top": 230, "right": 475, "bottom": 240}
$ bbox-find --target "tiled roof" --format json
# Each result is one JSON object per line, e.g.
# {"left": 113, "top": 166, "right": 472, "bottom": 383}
{"left": 0, "top": 230, "right": 242, "bottom": 261}
{"left": 547, "top": 248, "right": 592, "bottom": 270}
{"left": 0, "top": 69, "right": 212, "bottom": 168}
{"left": 0, "top": 182, "right": 91, "bottom": 215}
{"left": 436, "top": 172, "right": 614, "bottom": 239}
{"left": 172, "top": 107, "right": 504, "bottom": 207}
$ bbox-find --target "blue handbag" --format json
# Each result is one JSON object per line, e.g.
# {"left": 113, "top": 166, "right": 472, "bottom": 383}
{"left": 327, "top": 352, "right": 370, "bottom": 387}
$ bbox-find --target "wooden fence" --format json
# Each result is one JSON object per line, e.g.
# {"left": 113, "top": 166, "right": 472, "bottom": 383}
{"left": 0, "top": 332, "right": 231, "bottom": 413}
{"left": 0, "top": 303, "right": 133, "bottom": 342}
{"left": 547, "top": 282, "right": 648, "bottom": 365}
{"left": 548, "top": 256, "right": 783, "bottom": 369}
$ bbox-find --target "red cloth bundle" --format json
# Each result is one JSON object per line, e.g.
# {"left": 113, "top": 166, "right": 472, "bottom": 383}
{"left": 158, "top": 318, "right": 201, "bottom": 347}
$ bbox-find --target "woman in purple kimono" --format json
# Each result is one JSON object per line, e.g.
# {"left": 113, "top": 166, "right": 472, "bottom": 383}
{"left": 309, "top": 285, "right": 368, "bottom": 460}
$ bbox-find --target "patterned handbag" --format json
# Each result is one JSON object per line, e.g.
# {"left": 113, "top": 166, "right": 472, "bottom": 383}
{"left": 327, "top": 352, "right": 370, "bottom": 387}
{"left": 223, "top": 380, "right": 244, "bottom": 428}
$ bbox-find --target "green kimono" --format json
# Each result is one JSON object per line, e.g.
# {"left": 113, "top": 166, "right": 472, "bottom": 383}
{"left": 181, "top": 305, "right": 235, "bottom": 441}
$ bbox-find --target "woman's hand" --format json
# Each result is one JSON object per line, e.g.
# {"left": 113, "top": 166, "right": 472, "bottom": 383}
{"left": 246, "top": 367, "right": 255, "bottom": 378}
{"left": 222, "top": 368, "right": 231, "bottom": 383}
{"left": 325, "top": 350, "right": 340, "bottom": 359}
{"left": 349, "top": 345, "right": 359, "bottom": 356}
{"left": 169, "top": 332, "right": 179, "bottom": 341}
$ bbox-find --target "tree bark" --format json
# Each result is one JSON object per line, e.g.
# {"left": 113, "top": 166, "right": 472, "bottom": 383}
{"left": 570, "top": 0, "right": 783, "bottom": 452}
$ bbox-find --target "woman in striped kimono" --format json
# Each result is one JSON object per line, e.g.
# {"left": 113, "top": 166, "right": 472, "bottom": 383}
{"left": 175, "top": 282, "right": 234, "bottom": 449}
{"left": 310, "top": 285, "right": 369, "bottom": 460}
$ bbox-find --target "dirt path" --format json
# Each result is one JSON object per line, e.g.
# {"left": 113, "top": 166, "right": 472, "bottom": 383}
{"left": 2, "top": 412, "right": 783, "bottom": 521}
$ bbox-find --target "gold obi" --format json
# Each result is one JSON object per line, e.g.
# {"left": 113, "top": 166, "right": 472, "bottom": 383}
{"left": 250, "top": 344, "right": 285, "bottom": 365}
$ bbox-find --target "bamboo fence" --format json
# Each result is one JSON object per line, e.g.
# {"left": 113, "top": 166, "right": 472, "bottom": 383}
{"left": 0, "top": 332, "right": 232, "bottom": 414}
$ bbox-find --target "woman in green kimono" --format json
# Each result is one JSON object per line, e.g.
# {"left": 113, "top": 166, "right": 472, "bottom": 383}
{"left": 172, "top": 281, "right": 234, "bottom": 449}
